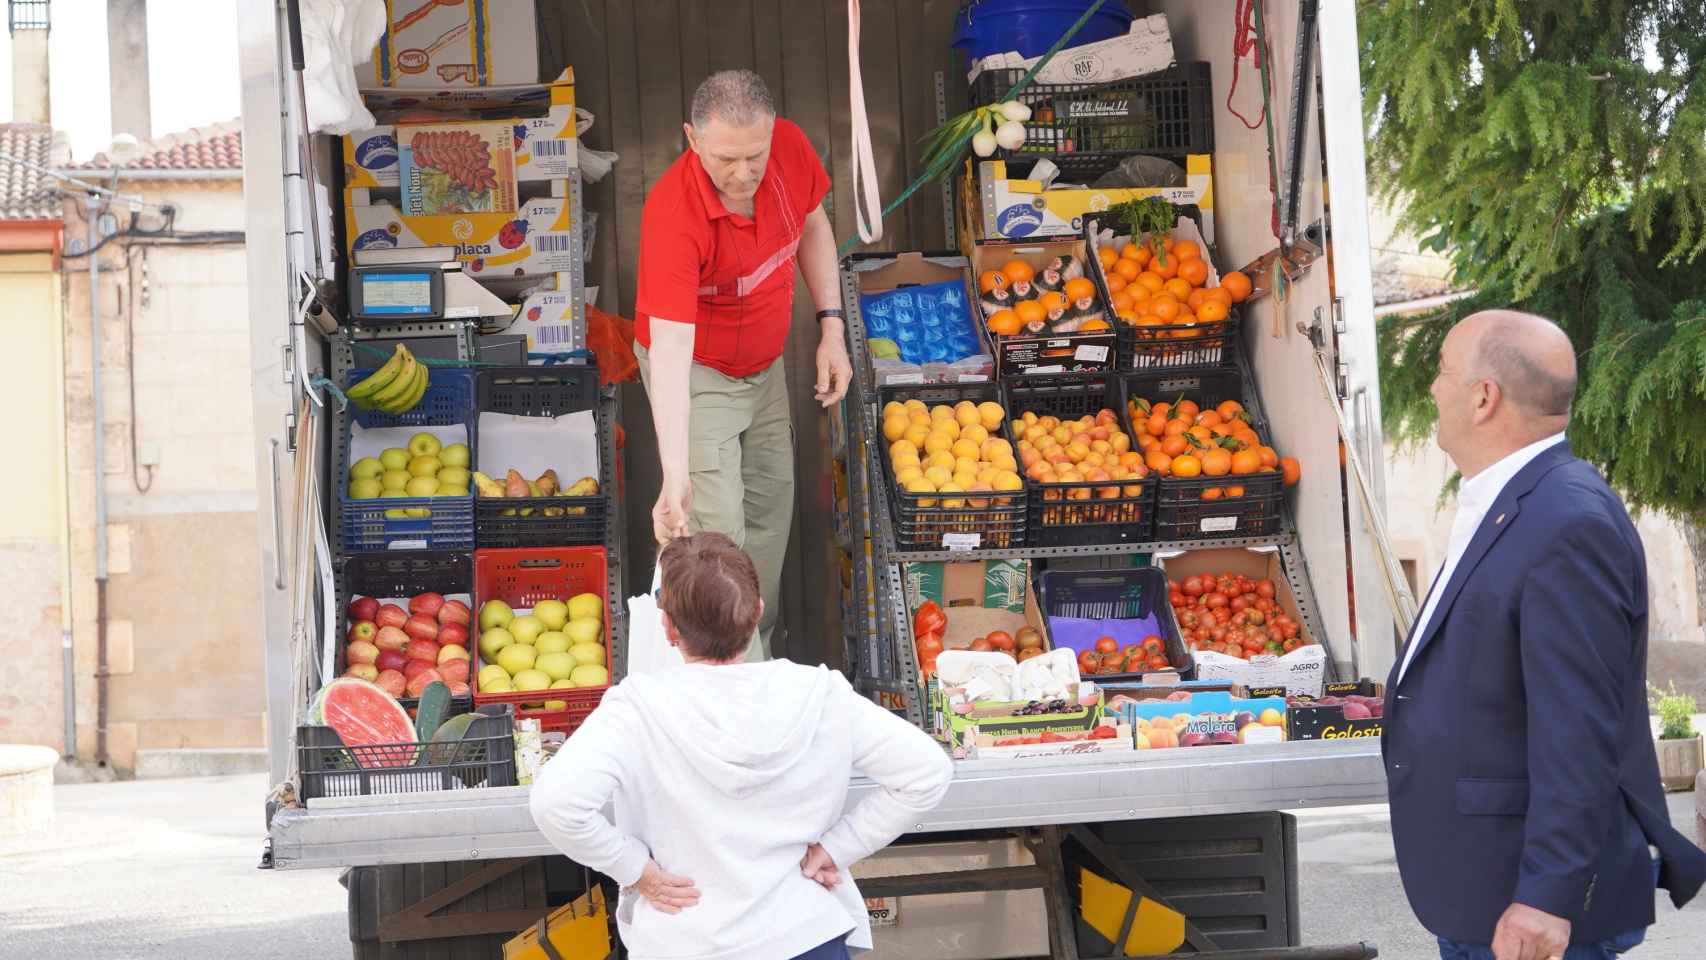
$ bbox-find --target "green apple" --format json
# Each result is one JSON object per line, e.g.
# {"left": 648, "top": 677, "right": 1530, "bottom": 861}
{"left": 565, "top": 618, "right": 601, "bottom": 647}
{"left": 478, "top": 600, "right": 514, "bottom": 631}
{"left": 350, "top": 457, "right": 384, "bottom": 480}
{"left": 534, "top": 631, "right": 570, "bottom": 655}
{"left": 385, "top": 508, "right": 408, "bottom": 519}
{"left": 436, "top": 481, "right": 470, "bottom": 497}
{"left": 509, "top": 615, "right": 546, "bottom": 645}
{"left": 533, "top": 599, "right": 570, "bottom": 631}
{"left": 408, "top": 432, "right": 442, "bottom": 457}
{"left": 405, "top": 507, "right": 431, "bottom": 519}
{"left": 536, "top": 652, "right": 576, "bottom": 681}
{"left": 440, "top": 443, "right": 470, "bottom": 468}
{"left": 568, "top": 643, "right": 605, "bottom": 667}
{"left": 496, "top": 644, "right": 537, "bottom": 675}
{"left": 380, "top": 469, "right": 411, "bottom": 491}
{"left": 568, "top": 593, "right": 603, "bottom": 623}
{"left": 350, "top": 478, "right": 384, "bottom": 500}
{"left": 482, "top": 674, "right": 513, "bottom": 693}
{"left": 512, "top": 669, "right": 552, "bottom": 692}
{"left": 379, "top": 447, "right": 410, "bottom": 471}
{"left": 407, "top": 455, "right": 442, "bottom": 478}
{"left": 543, "top": 699, "right": 568, "bottom": 711}
{"left": 549, "top": 677, "right": 575, "bottom": 689}
{"left": 437, "top": 466, "right": 471, "bottom": 489}
{"left": 477, "top": 627, "right": 514, "bottom": 660}
{"left": 478, "top": 664, "right": 510, "bottom": 689}
{"left": 570, "top": 664, "right": 609, "bottom": 688}
{"left": 405, "top": 475, "right": 440, "bottom": 497}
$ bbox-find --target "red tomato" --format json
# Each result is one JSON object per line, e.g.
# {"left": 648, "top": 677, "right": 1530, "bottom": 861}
{"left": 1148, "top": 655, "right": 1170, "bottom": 670}
{"left": 1181, "top": 576, "right": 1206, "bottom": 597}
{"left": 1141, "top": 635, "right": 1165, "bottom": 655}
{"left": 1256, "top": 579, "right": 1277, "bottom": 599}
{"left": 1089, "top": 725, "right": 1118, "bottom": 740}
{"left": 1204, "top": 592, "right": 1229, "bottom": 609}
{"left": 985, "top": 630, "right": 1016, "bottom": 652}
{"left": 1095, "top": 636, "right": 1120, "bottom": 654}
{"left": 969, "top": 638, "right": 994, "bottom": 652}
{"left": 1230, "top": 596, "right": 1250, "bottom": 612}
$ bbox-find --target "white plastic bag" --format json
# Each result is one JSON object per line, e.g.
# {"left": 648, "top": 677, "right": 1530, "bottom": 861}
{"left": 624, "top": 566, "right": 683, "bottom": 677}
{"left": 300, "top": 0, "right": 388, "bottom": 134}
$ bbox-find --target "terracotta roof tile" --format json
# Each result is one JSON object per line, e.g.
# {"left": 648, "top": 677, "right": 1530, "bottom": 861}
{"left": 0, "top": 123, "right": 61, "bottom": 221}
{"left": 78, "top": 120, "right": 243, "bottom": 172}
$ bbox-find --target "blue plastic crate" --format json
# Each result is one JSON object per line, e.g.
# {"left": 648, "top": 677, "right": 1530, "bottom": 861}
{"left": 337, "top": 366, "right": 478, "bottom": 552}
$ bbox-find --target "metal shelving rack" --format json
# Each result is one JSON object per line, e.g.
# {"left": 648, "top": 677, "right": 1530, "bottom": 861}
{"left": 834, "top": 265, "right": 1334, "bottom": 731}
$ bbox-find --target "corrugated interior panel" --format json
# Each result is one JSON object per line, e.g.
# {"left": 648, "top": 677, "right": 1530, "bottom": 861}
{"left": 539, "top": 2, "right": 963, "bottom": 666}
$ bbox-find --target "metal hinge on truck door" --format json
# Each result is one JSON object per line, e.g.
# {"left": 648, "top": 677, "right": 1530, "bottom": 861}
{"left": 1231, "top": 220, "right": 1325, "bottom": 306}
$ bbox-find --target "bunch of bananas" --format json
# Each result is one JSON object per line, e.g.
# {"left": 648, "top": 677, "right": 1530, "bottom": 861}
{"left": 473, "top": 468, "right": 599, "bottom": 517}
{"left": 347, "top": 344, "right": 430, "bottom": 413}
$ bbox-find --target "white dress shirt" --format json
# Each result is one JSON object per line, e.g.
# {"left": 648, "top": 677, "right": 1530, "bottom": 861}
{"left": 1395, "top": 432, "right": 1568, "bottom": 683}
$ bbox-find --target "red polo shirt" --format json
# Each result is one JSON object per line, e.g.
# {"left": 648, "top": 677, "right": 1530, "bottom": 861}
{"left": 634, "top": 119, "right": 830, "bottom": 378}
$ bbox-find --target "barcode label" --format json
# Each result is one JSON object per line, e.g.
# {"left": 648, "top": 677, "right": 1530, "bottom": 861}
{"left": 387, "top": 540, "right": 429, "bottom": 551}
{"left": 943, "top": 532, "right": 981, "bottom": 551}
{"left": 1075, "top": 344, "right": 1111, "bottom": 362}
{"left": 1201, "top": 516, "right": 1238, "bottom": 533}
{"left": 536, "top": 324, "right": 577, "bottom": 345}
{"left": 534, "top": 140, "right": 569, "bottom": 156}
{"left": 536, "top": 235, "right": 575, "bottom": 253}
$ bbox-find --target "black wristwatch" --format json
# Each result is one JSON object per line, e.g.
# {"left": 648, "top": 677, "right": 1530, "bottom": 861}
{"left": 816, "top": 308, "right": 844, "bottom": 323}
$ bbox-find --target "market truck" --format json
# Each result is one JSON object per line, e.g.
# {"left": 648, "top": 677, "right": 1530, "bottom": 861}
{"left": 240, "top": 0, "right": 1399, "bottom": 956}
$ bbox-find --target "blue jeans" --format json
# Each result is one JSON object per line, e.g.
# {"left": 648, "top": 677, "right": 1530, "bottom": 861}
{"left": 790, "top": 934, "right": 849, "bottom": 960}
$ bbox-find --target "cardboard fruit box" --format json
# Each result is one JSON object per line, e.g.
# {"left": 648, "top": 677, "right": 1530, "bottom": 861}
{"left": 1282, "top": 679, "right": 1385, "bottom": 741}
{"left": 1155, "top": 547, "right": 1328, "bottom": 697}
{"left": 844, "top": 252, "right": 995, "bottom": 386}
{"left": 1107, "top": 688, "right": 1289, "bottom": 750}
{"left": 966, "top": 156, "right": 1215, "bottom": 243}
{"left": 967, "top": 235, "right": 1118, "bottom": 378}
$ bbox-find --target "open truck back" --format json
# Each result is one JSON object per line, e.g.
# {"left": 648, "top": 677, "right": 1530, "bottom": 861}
{"left": 240, "top": 1, "right": 1398, "bottom": 955}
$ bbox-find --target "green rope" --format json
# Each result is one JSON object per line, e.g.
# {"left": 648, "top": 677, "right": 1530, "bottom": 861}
{"left": 837, "top": 0, "right": 1115, "bottom": 256}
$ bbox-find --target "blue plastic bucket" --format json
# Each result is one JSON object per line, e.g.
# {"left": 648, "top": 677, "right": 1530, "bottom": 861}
{"left": 952, "top": 0, "right": 1135, "bottom": 61}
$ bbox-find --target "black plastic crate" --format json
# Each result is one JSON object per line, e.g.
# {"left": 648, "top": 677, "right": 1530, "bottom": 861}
{"left": 1036, "top": 565, "right": 1194, "bottom": 680}
{"left": 296, "top": 704, "right": 515, "bottom": 800}
{"left": 969, "top": 63, "right": 1215, "bottom": 183}
{"left": 333, "top": 551, "right": 475, "bottom": 714}
{"left": 473, "top": 366, "right": 609, "bottom": 548}
{"left": 1002, "top": 375, "right": 1155, "bottom": 546}
{"left": 336, "top": 366, "right": 477, "bottom": 552}
{"left": 876, "top": 381, "right": 1027, "bottom": 552}
{"left": 1117, "top": 313, "right": 1240, "bottom": 370}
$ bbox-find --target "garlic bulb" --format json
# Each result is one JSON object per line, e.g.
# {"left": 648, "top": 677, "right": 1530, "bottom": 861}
{"left": 994, "top": 120, "right": 1028, "bottom": 151}
{"left": 971, "top": 129, "right": 998, "bottom": 157}
{"left": 999, "top": 100, "right": 1033, "bottom": 122}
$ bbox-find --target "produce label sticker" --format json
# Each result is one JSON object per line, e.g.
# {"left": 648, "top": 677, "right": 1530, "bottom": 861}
{"left": 983, "top": 560, "right": 1028, "bottom": 612}
{"left": 943, "top": 532, "right": 982, "bottom": 551}
{"left": 956, "top": 373, "right": 990, "bottom": 383}
{"left": 387, "top": 539, "right": 430, "bottom": 551}
{"left": 399, "top": 122, "right": 519, "bottom": 217}
{"left": 882, "top": 372, "right": 925, "bottom": 386}
{"left": 1200, "top": 516, "right": 1238, "bottom": 533}
{"left": 866, "top": 896, "right": 900, "bottom": 926}
{"left": 1074, "top": 343, "right": 1111, "bottom": 362}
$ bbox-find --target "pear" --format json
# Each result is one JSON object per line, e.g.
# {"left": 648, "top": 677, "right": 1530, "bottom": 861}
{"left": 536, "top": 469, "right": 560, "bottom": 496}
{"left": 472, "top": 471, "right": 506, "bottom": 498}
{"left": 504, "top": 469, "right": 530, "bottom": 498}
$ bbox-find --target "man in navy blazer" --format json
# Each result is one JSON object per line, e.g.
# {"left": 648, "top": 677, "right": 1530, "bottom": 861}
{"left": 1383, "top": 310, "right": 1706, "bottom": 960}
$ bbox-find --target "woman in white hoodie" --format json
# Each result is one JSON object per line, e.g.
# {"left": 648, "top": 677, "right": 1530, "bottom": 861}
{"left": 530, "top": 532, "right": 954, "bottom": 960}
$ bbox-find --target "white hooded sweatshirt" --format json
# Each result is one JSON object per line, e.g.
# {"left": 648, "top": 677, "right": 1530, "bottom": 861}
{"left": 529, "top": 660, "right": 953, "bottom": 960}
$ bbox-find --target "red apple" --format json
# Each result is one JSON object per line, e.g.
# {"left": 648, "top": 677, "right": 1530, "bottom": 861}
{"left": 410, "top": 592, "right": 446, "bottom": 618}
{"left": 403, "top": 658, "right": 436, "bottom": 681}
{"left": 438, "top": 658, "right": 470, "bottom": 684}
{"left": 438, "top": 599, "right": 471, "bottom": 626}
{"left": 405, "top": 638, "right": 441, "bottom": 663}
{"left": 346, "top": 640, "right": 380, "bottom": 665}
{"left": 375, "top": 604, "right": 409, "bottom": 629}
{"left": 347, "top": 596, "right": 380, "bottom": 623}
{"left": 374, "top": 625, "right": 410, "bottom": 652}
{"left": 347, "top": 620, "right": 377, "bottom": 645}
{"left": 446, "top": 680, "right": 471, "bottom": 698}
{"left": 375, "top": 669, "right": 407, "bottom": 697}
{"left": 406, "top": 669, "right": 444, "bottom": 698}
{"left": 343, "top": 663, "right": 379, "bottom": 682}
{"left": 437, "top": 622, "right": 468, "bottom": 648}
{"left": 375, "top": 649, "right": 408, "bottom": 673}
{"left": 403, "top": 614, "right": 440, "bottom": 642}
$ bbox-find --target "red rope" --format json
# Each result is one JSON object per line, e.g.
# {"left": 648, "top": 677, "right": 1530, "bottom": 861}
{"left": 1228, "top": 0, "right": 1268, "bottom": 131}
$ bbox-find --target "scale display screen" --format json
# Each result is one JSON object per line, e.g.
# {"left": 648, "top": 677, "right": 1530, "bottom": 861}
{"left": 359, "top": 272, "right": 435, "bottom": 315}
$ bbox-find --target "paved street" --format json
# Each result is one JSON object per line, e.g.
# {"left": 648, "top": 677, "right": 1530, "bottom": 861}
{"left": 2, "top": 773, "right": 1702, "bottom": 959}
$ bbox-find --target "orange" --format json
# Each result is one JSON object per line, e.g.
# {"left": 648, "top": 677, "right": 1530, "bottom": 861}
{"left": 1187, "top": 425, "right": 1213, "bottom": 444}
{"left": 1114, "top": 258, "right": 1141, "bottom": 283}
{"left": 1104, "top": 273, "right": 1128, "bottom": 294}
{"left": 1111, "top": 290, "right": 1136, "bottom": 312}
{"left": 1217, "top": 399, "right": 1245, "bottom": 421}
{"left": 1222, "top": 271, "right": 1253, "bottom": 302}
{"left": 1115, "top": 307, "right": 1139, "bottom": 324}
{"left": 1135, "top": 271, "right": 1167, "bottom": 294}
{"left": 1203, "top": 286, "right": 1234, "bottom": 308}
{"left": 1145, "top": 414, "right": 1167, "bottom": 437}
{"left": 1015, "top": 300, "right": 1048, "bottom": 327}
{"left": 979, "top": 270, "right": 1008, "bottom": 293}
{"left": 1201, "top": 487, "right": 1224, "bottom": 501}
{"left": 1163, "top": 418, "right": 1190, "bottom": 437}
{"left": 1196, "top": 299, "right": 1230, "bottom": 323}
{"left": 1119, "top": 241, "right": 1145, "bottom": 262}
{"left": 1172, "top": 240, "right": 1201, "bottom": 262}
{"left": 1151, "top": 402, "right": 1172, "bottom": 419}
{"left": 1002, "top": 259, "right": 1035, "bottom": 284}
{"left": 1145, "top": 450, "right": 1174, "bottom": 475}
{"left": 1064, "top": 277, "right": 1096, "bottom": 302}
{"left": 1201, "top": 448, "right": 1233, "bottom": 476}
{"left": 1160, "top": 434, "right": 1189, "bottom": 457}
{"left": 1257, "top": 445, "right": 1279, "bottom": 469}
{"left": 1224, "top": 485, "right": 1245, "bottom": 498}
{"left": 1163, "top": 277, "right": 1194, "bottom": 301}
{"left": 1149, "top": 298, "right": 1182, "bottom": 321}
{"left": 1175, "top": 400, "right": 1200, "bottom": 420}
{"left": 988, "top": 309, "right": 1022, "bottom": 336}
{"left": 1187, "top": 288, "right": 1212, "bottom": 311}
{"left": 1097, "top": 247, "right": 1118, "bottom": 270}
{"left": 1161, "top": 235, "right": 1177, "bottom": 253}
{"left": 1080, "top": 317, "right": 1110, "bottom": 331}
{"left": 1280, "top": 457, "right": 1302, "bottom": 486}
{"left": 1230, "top": 449, "right": 1261, "bottom": 475}
{"left": 1197, "top": 410, "right": 1223, "bottom": 429}
{"left": 1129, "top": 296, "right": 1151, "bottom": 315}
{"left": 1039, "top": 290, "right": 1068, "bottom": 314}
{"left": 1149, "top": 253, "right": 1180, "bottom": 280}
{"left": 1178, "top": 257, "right": 1210, "bottom": 286}
{"left": 1171, "top": 454, "right": 1202, "bottom": 478}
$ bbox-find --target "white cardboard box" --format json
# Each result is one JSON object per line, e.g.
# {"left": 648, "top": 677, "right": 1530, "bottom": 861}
{"left": 967, "top": 15, "right": 1176, "bottom": 86}
{"left": 359, "top": 0, "right": 539, "bottom": 89}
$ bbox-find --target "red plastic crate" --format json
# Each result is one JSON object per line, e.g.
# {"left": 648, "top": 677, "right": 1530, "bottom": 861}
{"left": 471, "top": 546, "right": 611, "bottom": 734}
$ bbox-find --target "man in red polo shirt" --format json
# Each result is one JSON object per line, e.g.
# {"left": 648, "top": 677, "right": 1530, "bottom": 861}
{"left": 634, "top": 69, "right": 851, "bottom": 659}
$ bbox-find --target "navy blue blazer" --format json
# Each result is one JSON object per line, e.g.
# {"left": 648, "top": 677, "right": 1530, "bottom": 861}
{"left": 1382, "top": 441, "right": 1706, "bottom": 944}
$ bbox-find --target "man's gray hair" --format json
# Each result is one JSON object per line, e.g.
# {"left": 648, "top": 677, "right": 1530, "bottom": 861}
{"left": 689, "top": 69, "right": 776, "bottom": 128}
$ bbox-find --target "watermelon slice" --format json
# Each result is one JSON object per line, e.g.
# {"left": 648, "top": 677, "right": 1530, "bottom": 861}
{"left": 316, "top": 677, "right": 417, "bottom": 768}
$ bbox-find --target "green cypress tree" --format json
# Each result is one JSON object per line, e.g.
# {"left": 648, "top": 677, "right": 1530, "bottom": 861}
{"left": 1360, "top": 1, "right": 1706, "bottom": 631}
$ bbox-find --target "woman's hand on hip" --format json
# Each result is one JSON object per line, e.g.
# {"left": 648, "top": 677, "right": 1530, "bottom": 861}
{"left": 633, "top": 859, "right": 701, "bottom": 914}
{"left": 801, "top": 842, "right": 841, "bottom": 890}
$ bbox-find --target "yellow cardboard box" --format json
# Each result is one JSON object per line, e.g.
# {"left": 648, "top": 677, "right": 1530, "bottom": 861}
{"left": 346, "top": 190, "right": 579, "bottom": 283}
{"left": 971, "top": 156, "right": 1215, "bottom": 243}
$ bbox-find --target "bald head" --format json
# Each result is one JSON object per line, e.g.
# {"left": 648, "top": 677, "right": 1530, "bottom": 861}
{"left": 1458, "top": 310, "right": 1577, "bottom": 417}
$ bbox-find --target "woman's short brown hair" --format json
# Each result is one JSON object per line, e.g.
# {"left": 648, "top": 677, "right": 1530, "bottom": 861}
{"left": 657, "top": 532, "right": 760, "bottom": 661}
